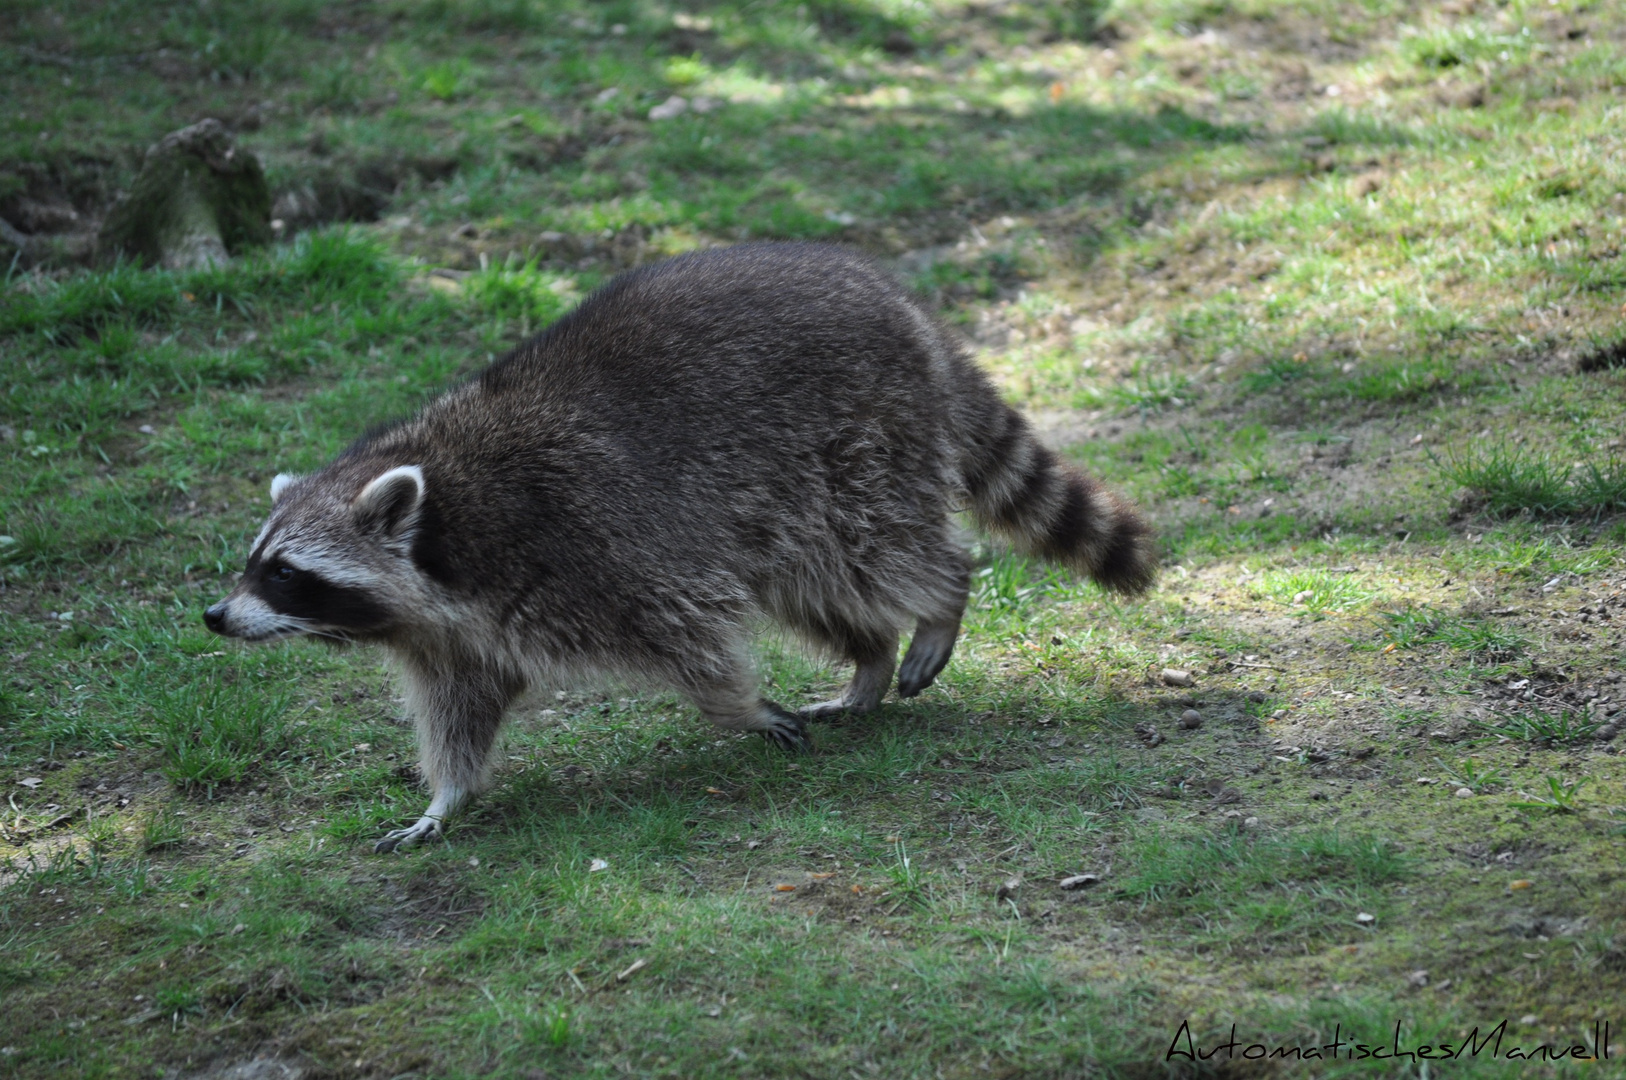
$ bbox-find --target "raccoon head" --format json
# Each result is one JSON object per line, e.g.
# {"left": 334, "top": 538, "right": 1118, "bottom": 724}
{"left": 205, "top": 464, "right": 430, "bottom": 643}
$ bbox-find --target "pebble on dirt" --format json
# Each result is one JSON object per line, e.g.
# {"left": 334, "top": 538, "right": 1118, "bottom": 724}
{"left": 1180, "top": 709, "right": 1203, "bottom": 729}
{"left": 1160, "top": 668, "right": 1195, "bottom": 687}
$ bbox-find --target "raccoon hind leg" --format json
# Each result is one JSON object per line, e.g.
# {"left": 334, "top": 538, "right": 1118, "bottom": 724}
{"left": 686, "top": 669, "right": 812, "bottom": 753}
{"left": 798, "top": 624, "right": 898, "bottom": 721}
{"left": 897, "top": 558, "right": 971, "bottom": 699}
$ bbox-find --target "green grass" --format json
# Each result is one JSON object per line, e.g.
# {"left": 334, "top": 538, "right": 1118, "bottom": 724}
{"left": 1471, "top": 708, "right": 1601, "bottom": 747}
{"left": 1380, "top": 607, "right": 1529, "bottom": 660}
{"left": 1260, "top": 568, "right": 1376, "bottom": 613}
{"left": 1440, "top": 442, "right": 1626, "bottom": 518}
{"left": 1114, "top": 828, "right": 1407, "bottom": 950}
{"left": 4, "top": 0, "right": 1626, "bottom": 1074}
{"left": 1509, "top": 775, "right": 1588, "bottom": 814}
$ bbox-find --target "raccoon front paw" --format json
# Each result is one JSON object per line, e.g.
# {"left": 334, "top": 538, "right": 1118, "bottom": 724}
{"left": 759, "top": 702, "right": 812, "bottom": 753}
{"left": 372, "top": 815, "right": 444, "bottom": 854}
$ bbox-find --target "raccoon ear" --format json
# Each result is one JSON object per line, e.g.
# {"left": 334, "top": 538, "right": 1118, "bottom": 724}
{"left": 353, "top": 465, "right": 425, "bottom": 539}
{"left": 269, "top": 473, "right": 299, "bottom": 502}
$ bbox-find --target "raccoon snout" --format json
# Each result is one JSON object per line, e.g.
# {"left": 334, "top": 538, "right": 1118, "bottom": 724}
{"left": 203, "top": 601, "right": 228, "bottom": 635}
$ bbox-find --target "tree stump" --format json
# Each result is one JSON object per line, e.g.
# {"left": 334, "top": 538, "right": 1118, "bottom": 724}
{"left": 99, "top": 119, "right": 271, "bottom": 270}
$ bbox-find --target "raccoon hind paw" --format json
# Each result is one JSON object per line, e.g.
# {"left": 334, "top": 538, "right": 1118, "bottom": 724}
{"left": 373, "top": 814, "right": 445, "bottom": 853}
{"left": 758, "top": 701, "right": 813, "bottom": 753}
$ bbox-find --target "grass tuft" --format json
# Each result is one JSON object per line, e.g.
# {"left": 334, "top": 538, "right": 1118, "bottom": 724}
{"left": 1472, "top": 708, "right": 1600, "bottom": 747}
{"left": 1439, "top": 442, "right": 1626, "bottom": 518}
{"left": 147, "top": 677, "right": 296, "bottom": 795}
{"left": 1510, "top": 775, "right": 1588, "bottom": 814}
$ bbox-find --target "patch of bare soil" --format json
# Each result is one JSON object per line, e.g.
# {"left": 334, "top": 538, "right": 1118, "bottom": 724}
{"left": 364, "top": 867, "right": 488, "bottom": 943}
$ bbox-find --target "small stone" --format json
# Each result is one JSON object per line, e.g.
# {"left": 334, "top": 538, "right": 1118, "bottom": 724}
{"left": 1355, "top": 912, "right": 1376, "bottom": 924}
{"left": 1596, "top": 723, "right": 1618, "bottom": 742}
{"left": 1407, "top": 970, "right": 1429, "bottom": 987}
{"left": 1454, "top": 787, "right": 1474, "bottom": 798}
{"left": 1246, "top": 690, "right": 1267, "bottom": 703}
{"left": 1058, "top": 874, "right": 1099, "bottom": 891}
{"left": 1243, "top": 816, "right": 1260, "bottom": 827}
{"left": 1133, "top": 722, "right": 1164, "bottom": 747}
{"left": 589, "top": 858, "right": 609, "bottom": 872}
{"left": 1271, "top": 709, "right": 1287, "bottom": 720}
{"left": 648, "top": 95, "right": 689, "bottom": 120}
{"left": 996, "top": 876, "right": 1022, "bottom": 901}
{"left": 1180, "top": 709, "right": 1203, "bottom": 730}
{"left": 1292, "top": 590, "right": 1313, "bottom": 605}
{"left": 1160, "top": 668, "right": 1194, "bottom": 687}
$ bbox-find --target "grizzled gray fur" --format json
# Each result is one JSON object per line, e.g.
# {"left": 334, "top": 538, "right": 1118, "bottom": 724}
{"left": 205, "top": 243, "right": 1155, "bottom": 851}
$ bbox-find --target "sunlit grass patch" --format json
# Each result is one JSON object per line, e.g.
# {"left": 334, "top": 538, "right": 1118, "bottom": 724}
{"left": 1401, "top": 22, "right": 1537, "bottom": 71}
{"left": 1378, "top": 606, "right": 1527, "bottom": 660}
{"left": 972, "top": 551, "right": 1078, "bottom": 616}
{"left": 1335, "top": 355, "right": 1457, "bottom": 403}
{"left": 462, "top": 256, "right": 581, "bottom": 331}
{"left": 1258, "top": 568, "right": 1375, "bottom": 613}
{"left": 1113, "top": 828, "right": 1407, "bottom": 948}
{"left": 1439, "top": 442, "right": 1626, "bottom": 517}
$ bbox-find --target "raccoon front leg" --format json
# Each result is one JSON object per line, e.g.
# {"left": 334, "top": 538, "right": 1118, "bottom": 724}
{"left": 686, "top": 672, "right": 811, "bottom": 752}
{"left": 375, "top": 662, "right": 517, "bottom": 853}
{"left": 799, "top": 629, "right": 898, "bottom": 720}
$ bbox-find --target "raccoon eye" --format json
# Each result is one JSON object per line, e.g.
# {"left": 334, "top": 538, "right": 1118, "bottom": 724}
{"left": 268, "top": 564, "right": 296, "bottom": 583}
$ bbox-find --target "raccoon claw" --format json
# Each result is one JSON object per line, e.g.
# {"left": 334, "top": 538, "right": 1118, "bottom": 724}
{"left": 373, "top": 816, "right": 444, "bottom": 853}
{"left": 759, "top": 703, "right": 812, "bottom": 753}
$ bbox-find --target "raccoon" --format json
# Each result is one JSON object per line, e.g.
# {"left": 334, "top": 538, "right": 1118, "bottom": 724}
{"left": 205, "top": 243, "right": 1155, "bottom": 852}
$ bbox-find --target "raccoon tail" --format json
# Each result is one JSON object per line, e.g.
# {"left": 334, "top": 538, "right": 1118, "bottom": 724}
{"left": 960, "top": 402, "right": 1158, "bottom": 595}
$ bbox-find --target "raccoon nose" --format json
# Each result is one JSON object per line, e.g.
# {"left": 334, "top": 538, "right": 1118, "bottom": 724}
{"left": 203, "top": 602, "right": 227, "bottom": 634}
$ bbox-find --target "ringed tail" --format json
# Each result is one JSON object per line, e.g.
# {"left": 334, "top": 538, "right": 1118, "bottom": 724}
{"left": 961, "top": 402, "right": 1158, "bottom": 595}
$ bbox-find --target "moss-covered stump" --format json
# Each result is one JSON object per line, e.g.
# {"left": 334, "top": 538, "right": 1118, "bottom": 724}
{"left": 98, "top": 118, "right": 270, "bottom": 270}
